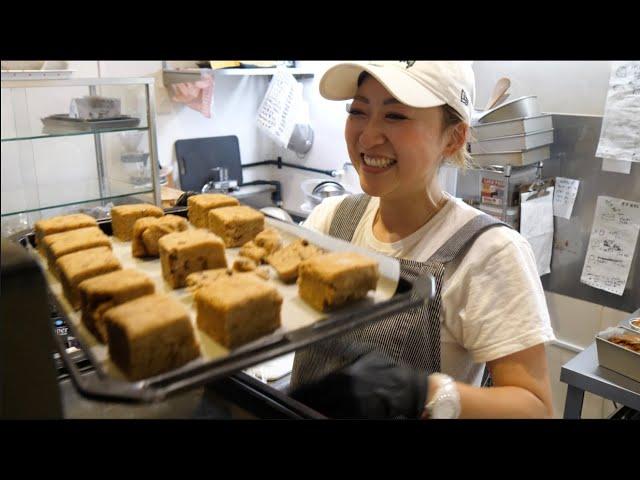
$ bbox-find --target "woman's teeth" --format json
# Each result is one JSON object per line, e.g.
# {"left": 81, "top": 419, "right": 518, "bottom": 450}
{"left": 362, "top": 154, "right": 397, "bottom": 168}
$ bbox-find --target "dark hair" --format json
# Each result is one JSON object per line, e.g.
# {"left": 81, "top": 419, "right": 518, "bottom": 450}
{"left": 357, "top": 71, "right": 370, "bottom": 86}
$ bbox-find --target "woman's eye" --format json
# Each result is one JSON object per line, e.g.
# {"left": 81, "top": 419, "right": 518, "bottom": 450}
{"left": 386, "top": 113, "right": 408, "bottom": 120}
{"left": 347, "top": 107, "right": 365, "bottom": 116}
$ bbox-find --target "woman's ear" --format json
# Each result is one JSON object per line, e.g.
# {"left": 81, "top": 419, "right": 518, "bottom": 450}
{"left": 442, "top": 123, "right": 468, "bottom": 158}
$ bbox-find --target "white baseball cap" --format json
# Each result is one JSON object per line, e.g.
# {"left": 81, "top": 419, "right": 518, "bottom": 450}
{"left": 319, "top": 61, "right": 476, "bottom": 124}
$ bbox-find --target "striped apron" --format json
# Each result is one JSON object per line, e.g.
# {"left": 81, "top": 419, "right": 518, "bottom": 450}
{"left": 290, "top": 193, "right": 506, "bottom": 390}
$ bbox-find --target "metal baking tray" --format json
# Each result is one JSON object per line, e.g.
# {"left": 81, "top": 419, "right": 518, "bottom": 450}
{"left": 624, "top": 315, "right": 640, "bottom": 333}
{"left": 596, "top": 325, "right": 640, "bottom": 383}
{"left": 469, "top": 129, "right": 554, "bottom": 154}
{"left": 15, "top": 207, "right": 434, "bottom": 403}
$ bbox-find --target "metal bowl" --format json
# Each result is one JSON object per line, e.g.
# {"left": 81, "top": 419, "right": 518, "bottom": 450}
{"left": 312, "top": 181, "right": 345, "bottom": 199}
{"left": 475, "top": 96, "right": 540, "bottom": 124}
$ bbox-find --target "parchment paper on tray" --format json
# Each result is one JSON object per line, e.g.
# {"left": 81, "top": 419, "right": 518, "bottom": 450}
{"left": 34, "top": 216, "right": 400, "bottom": 382}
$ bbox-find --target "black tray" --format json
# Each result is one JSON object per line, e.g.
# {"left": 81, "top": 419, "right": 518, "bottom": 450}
{"left": 15, "top": 208, "right": 435, "bottom": 403}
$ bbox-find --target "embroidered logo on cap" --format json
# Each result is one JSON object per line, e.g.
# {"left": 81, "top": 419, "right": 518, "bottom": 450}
{"left": 400, "top": 61, "right": 416, "bottom": 69}
{"left": 460, "top": 89, "right": 469, "bottom": 106}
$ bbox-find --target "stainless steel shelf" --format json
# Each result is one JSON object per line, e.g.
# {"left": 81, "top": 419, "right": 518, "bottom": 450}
{"left": 162, "top": 68, "right": 314, "bottom": 86}
{"left": 1, "top": 126, "right": 149, "bottom": 143}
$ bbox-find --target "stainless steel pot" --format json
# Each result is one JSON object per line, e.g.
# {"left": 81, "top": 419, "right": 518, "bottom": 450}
{"left": 475, "top": 95, "right": 540, "bottom": 124}
{"left": 312, "top": 181, "right": 345, "bottom": 200}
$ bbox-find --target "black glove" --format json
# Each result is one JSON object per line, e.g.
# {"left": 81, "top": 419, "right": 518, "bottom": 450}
{"left": 289, "top": 351, "right": 429, "bottom": 419}
{"left": 175, "top": 191, "right": 200, "bottom": 207}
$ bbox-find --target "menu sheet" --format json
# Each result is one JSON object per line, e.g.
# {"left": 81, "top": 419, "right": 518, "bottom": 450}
{"left": 580, "top": 196, "right": 640, "bottom": 296}
{"left": 520, "top": 187, "right": 555, "bottom": 276}
{"left": 596, "top": 61, "right": 640, "bottom": 165}
{"left": 256, "top": 68, "right": 301, "bottom": 148}
{"left": 553, "top": 177, "right": 580, "bottom": 219}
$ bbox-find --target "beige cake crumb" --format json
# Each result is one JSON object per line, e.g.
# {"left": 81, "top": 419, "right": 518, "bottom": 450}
{"left": 265, "top": 238, "right": 323, "bottom": 283}
{"left": 208, "top": 205, "right": 264, "bottom": 248}
{"left": 187, "top": 193, "right": 239, "bottom": 228}
{"left": 104, "top": 294, "right": 200, "bottom": 381}
{"left": 298, "top": 252, "right": 379, "bottom": 311}
{"left": 56, "top": 247, "right": 122, "bottom": 310}
{"left": 111, "top": 204, "right": 163, "bottom": 241}
{"left": 195, "top": 275, "right": 282, "bottom": 349}
{"left": 158, "top": 229, "right": 227, "bottom": 288}
{"left": 78, "top": 269, "right": 155, "bottom": 343}
{"left": 131, "top": 214, "right": 188, "bottom": 258}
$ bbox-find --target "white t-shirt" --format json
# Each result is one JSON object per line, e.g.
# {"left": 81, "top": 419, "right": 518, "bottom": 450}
{"left": 302, "top": 192, "right": 556, "bottom": 386}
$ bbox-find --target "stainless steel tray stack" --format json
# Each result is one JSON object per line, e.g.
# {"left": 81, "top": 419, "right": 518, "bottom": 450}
{"left": 15, "top": 207, "right": 434, "bottom": 403}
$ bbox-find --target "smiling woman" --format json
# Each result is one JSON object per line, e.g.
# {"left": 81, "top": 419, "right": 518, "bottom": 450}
{"left": 288, "top": 61, "right": 556, "bottom": 420}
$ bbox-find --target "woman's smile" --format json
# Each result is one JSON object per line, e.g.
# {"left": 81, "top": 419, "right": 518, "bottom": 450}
{"left": 360, "top": 153, "right": 398, "bottom": 173}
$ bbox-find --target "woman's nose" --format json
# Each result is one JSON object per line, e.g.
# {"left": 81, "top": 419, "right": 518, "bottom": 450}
{"left": 358, "top": 119, "right": 385, "bottom": 149}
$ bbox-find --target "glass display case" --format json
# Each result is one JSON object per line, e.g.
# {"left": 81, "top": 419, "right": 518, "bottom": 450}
{"left": 1, "top": 77, "right": 160, "bottom": 236}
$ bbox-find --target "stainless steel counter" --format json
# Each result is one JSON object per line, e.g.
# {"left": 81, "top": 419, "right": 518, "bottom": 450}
{"left": 560, "top": 308, "right": 640, "bottom": 418}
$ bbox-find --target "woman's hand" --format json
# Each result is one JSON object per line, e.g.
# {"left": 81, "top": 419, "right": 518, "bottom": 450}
{"left": 289, "top": 351, "right": 429, "bottom": 419}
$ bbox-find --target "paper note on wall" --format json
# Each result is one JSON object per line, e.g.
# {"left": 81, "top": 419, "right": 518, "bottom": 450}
{"left": 520, "top": 187, "right": 555, "bottom": 276}
{"left": 595, "top": 61, "right": 640, "bottom": 164}
{"left": 553, "top": 177, "right": 580, "bottom": 219}
{"left": 256, "top": 68, "right": 301, "bottom": 148}
{"left": 580, "top": 196, "right": 640, "bottom": 296}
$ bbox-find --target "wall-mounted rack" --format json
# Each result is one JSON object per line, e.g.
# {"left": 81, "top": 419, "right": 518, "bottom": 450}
{"left": 243, "top": 157, "right": 340, "bottom": 178}
{"left": 162, "top": 63, "right": 315, "bottom": 87}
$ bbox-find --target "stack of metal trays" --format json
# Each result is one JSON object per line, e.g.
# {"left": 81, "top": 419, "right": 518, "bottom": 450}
{"left": 470, "top": 96, "right": 554, "bottom": 167}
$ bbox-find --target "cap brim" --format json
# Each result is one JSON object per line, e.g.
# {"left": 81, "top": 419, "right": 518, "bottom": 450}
{"left": 319, "top": 62, "right": 446, "bottom": 109}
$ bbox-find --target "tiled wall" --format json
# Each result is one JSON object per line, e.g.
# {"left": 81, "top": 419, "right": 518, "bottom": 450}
{"left": 544, "top": 290, "right": 630, "bottom": 418}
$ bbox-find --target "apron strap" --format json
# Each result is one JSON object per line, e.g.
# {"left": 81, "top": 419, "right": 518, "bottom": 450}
{"left": 328, "top": 193, "right": 371, "bottom": 241}
{"left": 428, "top": 213, "right": 509, "bottom": 265}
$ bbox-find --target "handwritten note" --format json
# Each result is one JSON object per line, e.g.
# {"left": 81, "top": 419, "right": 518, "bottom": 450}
{"left": 521, "top": 187, "right": 555, "bottom": 276}
{"left": 595, "top": 61, "right": 640, "bottom": 164}
{"left": 580, "top": 196, "right": 640, "bottom": 296}
{"left": 553, "top": 177, "right": 580, "bottom": 219}
{"left": 256, "top": 68, "right": 302, "bottom": 148}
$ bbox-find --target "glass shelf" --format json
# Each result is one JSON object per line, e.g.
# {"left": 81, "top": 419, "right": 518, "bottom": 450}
{"left": 1, "top": 180, "right": 154, "bottom": 218}
{"left": 1, "top": 125, "right": 149, "bottom": 143}
{"left": 1, "top": 77, "right": 161, "bottom": 230}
